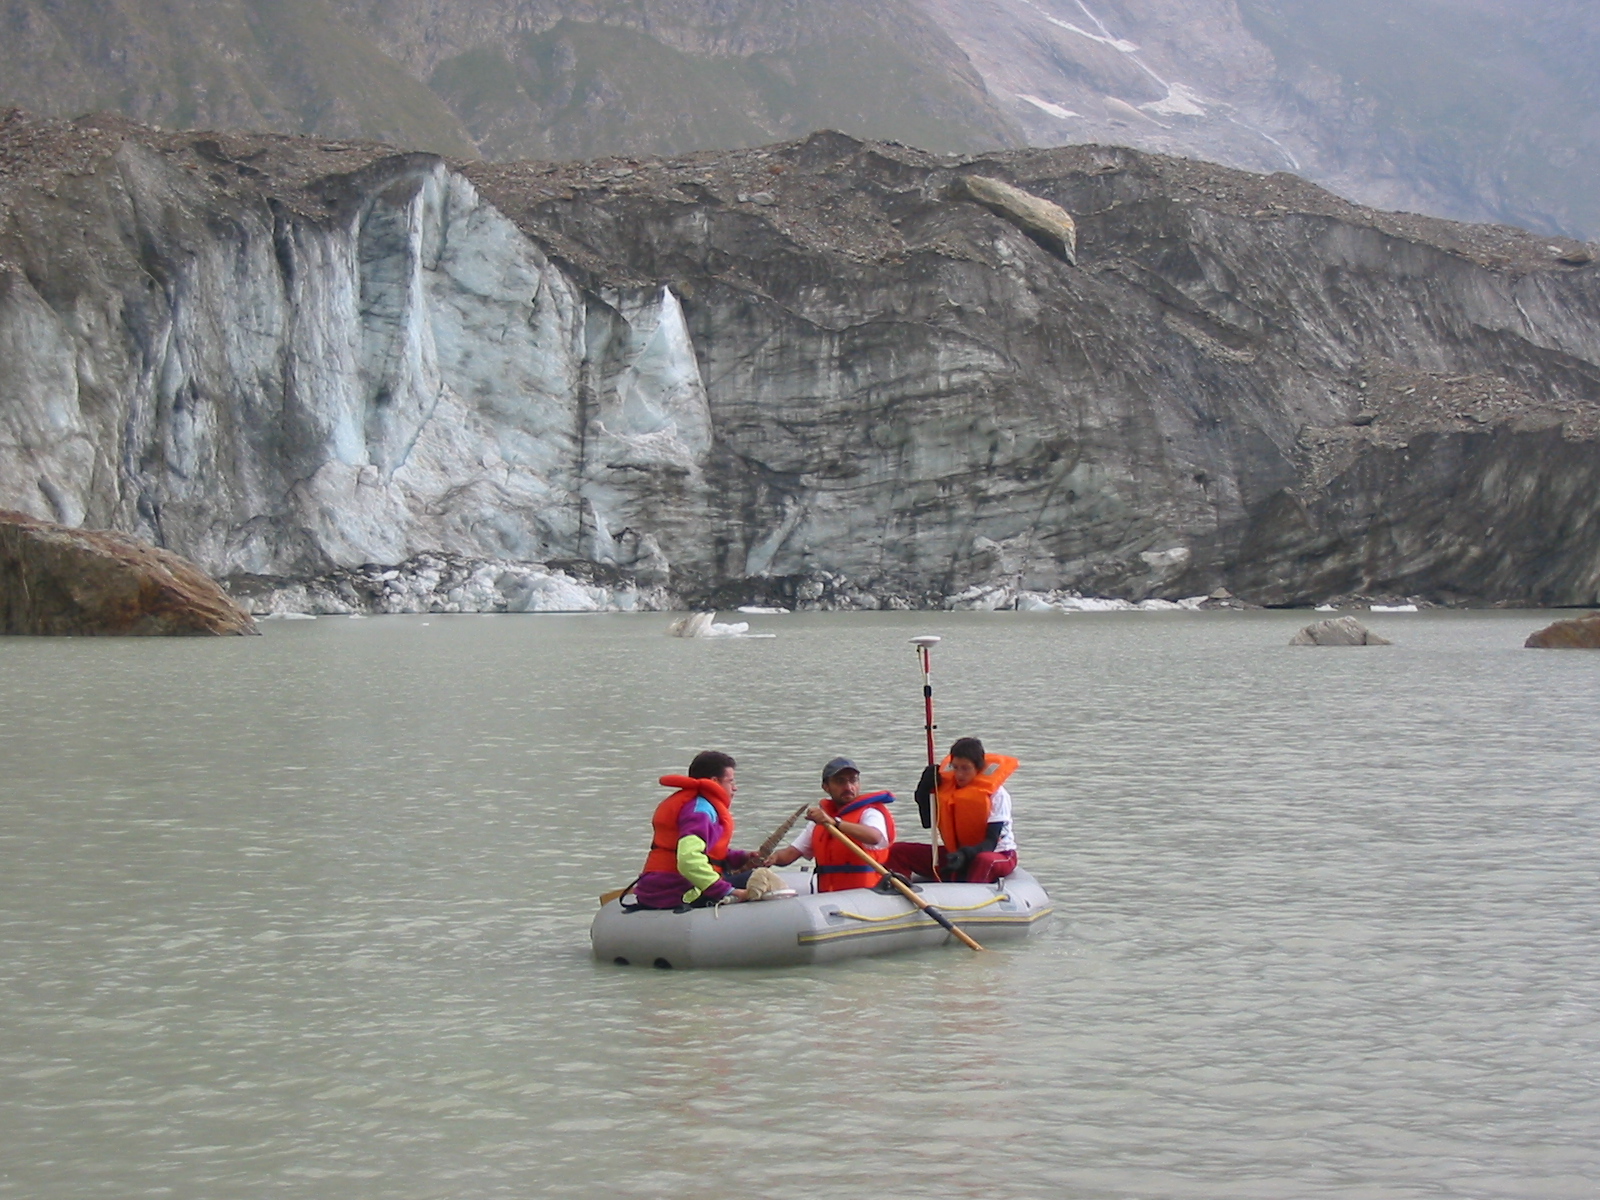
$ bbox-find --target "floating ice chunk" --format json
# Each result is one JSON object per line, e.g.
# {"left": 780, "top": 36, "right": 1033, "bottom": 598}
{"left": 1370, "top": 604, "right": 1419, "bottom": 613}
{"left": 261, "top": 612, "right": 317, "bottom": 621}
{"left": 1315, "top": 604, "right": 1339, "bottom": 612}
{"left": 670, "top": 612, "right": 715, "bottom": 637}
{"left": 737, "top": 606, "right": 790, "bottom": 615}
{"left": 1019, "top": 94, "right": 1081, "bottom": 121}
{"left": 669, "top": 613, "right": 775, "bottom": 639}
{"left": 1178, "top": 596, "right": 1209, "bottom": 611}
{"left": 706, "top": 621, "right": 776, "bottom": 639}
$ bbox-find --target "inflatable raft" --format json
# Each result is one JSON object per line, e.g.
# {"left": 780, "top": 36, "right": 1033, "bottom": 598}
{"left": 591, "top": 867, "right": 1053, "bottom": 969}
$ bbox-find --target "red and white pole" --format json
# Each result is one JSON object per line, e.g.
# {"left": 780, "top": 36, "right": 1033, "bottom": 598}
{"left": 911, "top": 635, "right": 942, "bottom": 881}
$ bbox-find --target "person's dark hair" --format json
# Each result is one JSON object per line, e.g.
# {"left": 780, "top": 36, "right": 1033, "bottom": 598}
{"left": 688, "top": 750, "right": 737, "bottom": 780}
{"left": 949, "top": 737, "right": 986, "bottom": 770}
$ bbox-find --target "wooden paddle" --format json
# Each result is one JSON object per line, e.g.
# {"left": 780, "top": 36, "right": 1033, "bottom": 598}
{"left": 597, "top": 802, "right": 813, "bottom": 906}
{"left": 754, "top": 802, "right": 810, "bottom": 862}
{"left": 815, "top": 812, "right": 985, "bottom": 952}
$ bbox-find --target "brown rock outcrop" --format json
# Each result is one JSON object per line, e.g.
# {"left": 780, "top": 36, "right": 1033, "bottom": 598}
{"left": 0, "top": 512, "right": 257, "bottom": 636}
{"left": 1524, "top": 613, "right": 1600, "bottom": 648}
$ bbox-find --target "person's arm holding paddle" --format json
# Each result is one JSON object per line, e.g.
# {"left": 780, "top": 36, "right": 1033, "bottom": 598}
{"left": 767, "top": 758, "right": 889, "bottom": 873}
{"left": 767, "top": 804, "right": 887, "bottom": 867}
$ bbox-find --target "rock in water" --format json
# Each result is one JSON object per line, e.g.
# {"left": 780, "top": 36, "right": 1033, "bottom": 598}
{"left": 1524, "top": 613, "right": 1600, "bottom": 648}
{"left": 1290, "top": 616, "right": 1393, "bottom": 646}
{"left": 951, "top": 174, "right": 1078, "bottom": 263}
{"left": 0, "top": 512, "right": 257, "bottom": 636}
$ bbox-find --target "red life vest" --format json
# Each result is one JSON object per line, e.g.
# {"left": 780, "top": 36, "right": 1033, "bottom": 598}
{"left": 642, "top": 775, "right": 734, "bottom": 876}
{"left": 812, "top": 791, "right": 896, "bottom": 893}
{"left": 936, "top": 754, "right": 1017, "bottom": 852}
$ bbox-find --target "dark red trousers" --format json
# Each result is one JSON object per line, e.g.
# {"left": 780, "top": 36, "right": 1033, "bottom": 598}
{"left": 884, "top": 841, "right": 1017, "bottom": 884}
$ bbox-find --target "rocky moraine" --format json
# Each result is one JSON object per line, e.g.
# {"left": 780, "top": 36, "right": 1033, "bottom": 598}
{"left": 1, "top": 109, "right": 1597, "bottom": 614}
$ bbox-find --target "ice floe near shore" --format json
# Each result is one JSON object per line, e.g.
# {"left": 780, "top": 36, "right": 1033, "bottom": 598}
{"left": 232, "top": 555, "right": 1226, "bottom": 619}
{"left": 949, "top": 583, "right": 1211, "bottom": 612}
{"left": 232, "top": 555, "right": 673, "bottom": 617}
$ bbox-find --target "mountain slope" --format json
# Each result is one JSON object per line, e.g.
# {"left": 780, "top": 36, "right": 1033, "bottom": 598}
{"left": 919, "top": 0, "right": 1600, "bottom": 239}
{"left": 0, "top": 0, "right": 1593, "bottom": 236}
{"left": 0, "top": 0, "right": 478, "bottom": 156}
{"left": 1237, "top": 0, "right": 1600, "bottom": 239}
{"left": 0, "top": 0, "right": 1022, "bottom": 163}
{"left": 332, "top": 0, "right": 1023, "bottom": 159}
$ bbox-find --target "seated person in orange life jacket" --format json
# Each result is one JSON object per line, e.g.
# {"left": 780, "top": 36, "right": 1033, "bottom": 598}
{"left": 763, "top": 757, "right": 896, "bottom": 892}
{"left": 884, "top": 737, "right": 1019, "bottom": 884}
{"left": 633, "top": 750, "right": 765, "bottom": 909}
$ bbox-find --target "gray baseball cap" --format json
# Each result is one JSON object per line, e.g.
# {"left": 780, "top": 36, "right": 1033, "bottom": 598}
{"left": 821, "top": 756, "right": 859, "bottom": 782}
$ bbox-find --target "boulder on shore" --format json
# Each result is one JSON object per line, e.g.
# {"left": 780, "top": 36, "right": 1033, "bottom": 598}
{"left": 1290, "top": 616, "right": 1393, "bottom": 646}
{"left": 0, "top": 511, "right": 257, "bottom": 636}
{"left": 1524, "top": 613, "right": 1600, "bottom": 648}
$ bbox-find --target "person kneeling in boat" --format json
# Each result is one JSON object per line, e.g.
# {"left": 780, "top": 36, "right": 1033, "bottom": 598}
{"left": 886, "top": 737, "right": 1018, "bottom": 884}
{"left": 633, "top": 751, "right": 761, "bottom": 909}
{"left": 764, "top": 757, "right": 896, "bottom": 892}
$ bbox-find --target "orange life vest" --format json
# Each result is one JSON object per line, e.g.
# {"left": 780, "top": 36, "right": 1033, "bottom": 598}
{"left": 936, "top": 754, "right": 1017, "bottom": 852}
{"left": 812, "top": 792, "right": 896, "bottom": 893}
{"left": 642, "top": 775, "right": 734, "bottom": 876}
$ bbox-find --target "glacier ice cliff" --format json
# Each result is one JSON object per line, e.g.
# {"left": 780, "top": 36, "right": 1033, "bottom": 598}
{"left": 1, "top": 112, "right": 1599, "bottom": 611}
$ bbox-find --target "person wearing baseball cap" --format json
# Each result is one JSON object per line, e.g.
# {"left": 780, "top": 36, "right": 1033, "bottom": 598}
{"left": 765, "top": 757, "right": 896, "bottom": 892}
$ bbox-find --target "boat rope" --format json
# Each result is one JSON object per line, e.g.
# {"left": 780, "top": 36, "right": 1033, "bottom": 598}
{"left": 832, "top": 894, "right": 1009, "bottom": 922}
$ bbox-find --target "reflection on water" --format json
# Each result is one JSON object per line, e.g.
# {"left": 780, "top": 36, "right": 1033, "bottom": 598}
{"left": 1, "top": 610, "right": 1597, "bottom": 1198}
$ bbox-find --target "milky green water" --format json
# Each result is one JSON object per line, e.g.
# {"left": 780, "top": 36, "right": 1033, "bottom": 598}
{"left": 1, "top": 610, "right": 1597, "bottom": 1199}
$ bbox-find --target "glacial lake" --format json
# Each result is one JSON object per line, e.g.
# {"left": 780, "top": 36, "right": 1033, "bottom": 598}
{"left": 1, "top": 610, "right": 1597, "bottom": 1199}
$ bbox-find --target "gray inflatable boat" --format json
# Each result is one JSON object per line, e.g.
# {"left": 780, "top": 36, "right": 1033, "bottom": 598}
{"left": 591, "top": 867, "right": 1053, "bottom": 969}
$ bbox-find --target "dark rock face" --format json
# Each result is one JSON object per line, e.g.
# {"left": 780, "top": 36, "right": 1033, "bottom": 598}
{"left": 1525, "top": 613, "right": 1600, "bottom": 648}
{"left": 1290, "top": 617, "right": 1392, "bottom": 646}
{"left": 1, "top": 113, "right": 1598, "bottom": 610}
{"left": 0, "top": 511, "right": 257, "bottom": 635}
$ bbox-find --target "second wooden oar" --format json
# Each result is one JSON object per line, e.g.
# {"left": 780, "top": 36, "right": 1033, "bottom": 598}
{"left": 815, "top": 812, "right": 985, "bottom": 952}
{"left": 754, "top": 802, "right": 811, "bottom": 863}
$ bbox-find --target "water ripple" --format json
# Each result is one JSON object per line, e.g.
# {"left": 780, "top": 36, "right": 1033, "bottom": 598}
{"left": 0, "top": 611, "right": 1596, "bottom": 1197}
